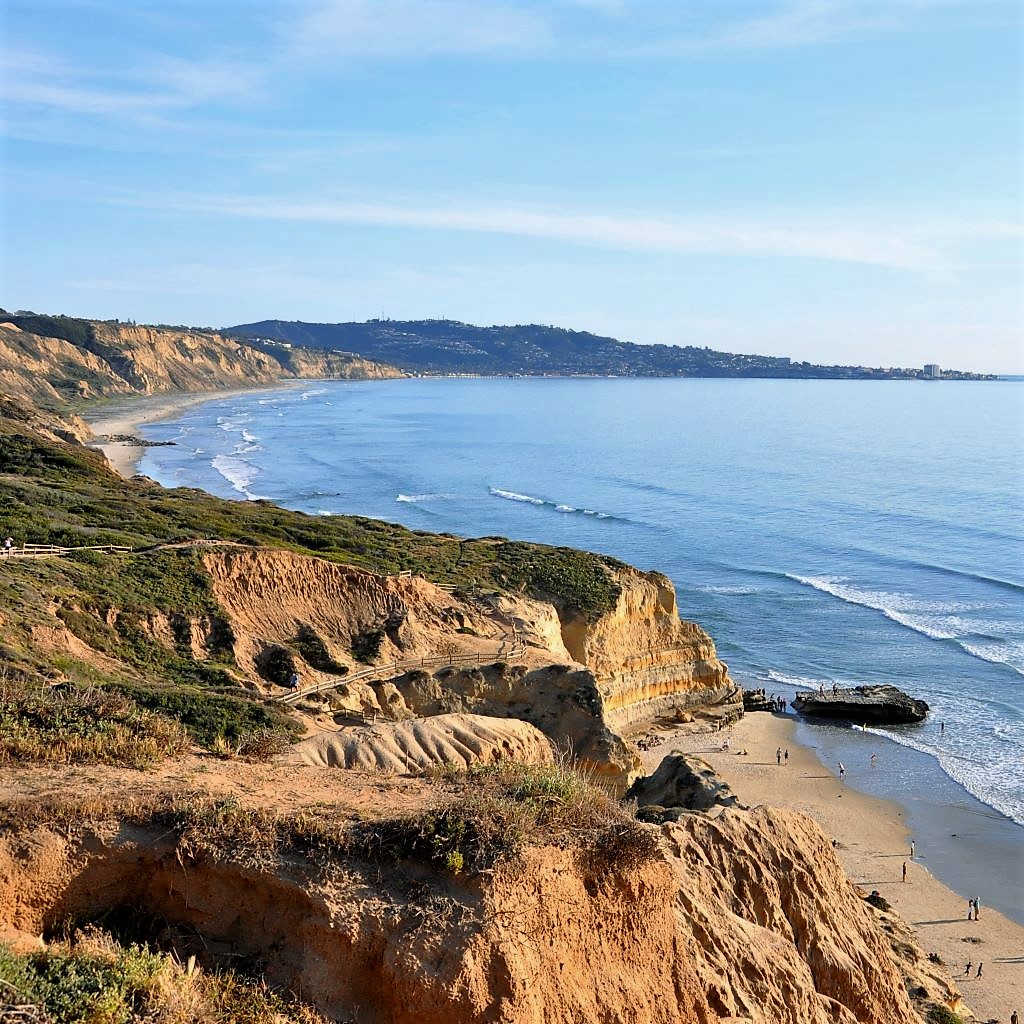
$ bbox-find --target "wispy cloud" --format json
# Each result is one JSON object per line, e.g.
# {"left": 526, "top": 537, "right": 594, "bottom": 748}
{"left": 129, "top": 191, "right": 1018, "bottom": 271}
{"left": 285, "top": 0, "right": 553, "bottom": 59}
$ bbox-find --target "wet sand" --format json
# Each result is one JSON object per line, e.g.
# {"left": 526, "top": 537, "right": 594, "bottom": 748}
{"left": 83, "top": 385, "right": 305, "bottom": 478}
{"left": 84, "top": 392, "right": 232, "bottom": 477}
{"left": 640, "top": 713, "right": 1024, "bottom": 1023}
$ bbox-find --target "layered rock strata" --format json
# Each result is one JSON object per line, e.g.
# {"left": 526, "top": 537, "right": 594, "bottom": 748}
{"left": 558, "top": 567, "right": 739, "bottom": 730}
{"left": 286, "top": 713, "right": 555, "bottom": 772}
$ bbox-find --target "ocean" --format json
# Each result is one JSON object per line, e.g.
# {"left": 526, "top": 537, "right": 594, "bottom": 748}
{"left": 137, "top": 377, "right": 1024, "bottom": 907}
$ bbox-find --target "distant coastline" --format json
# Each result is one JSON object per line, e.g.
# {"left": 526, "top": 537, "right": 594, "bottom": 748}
{"left": 225, "top": 316, "right": 1000, "bottom": 381}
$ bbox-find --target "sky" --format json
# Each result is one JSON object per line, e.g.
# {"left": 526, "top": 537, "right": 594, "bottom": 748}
{"left": 1, "top": 0, "right": 1021, "bottom": 372}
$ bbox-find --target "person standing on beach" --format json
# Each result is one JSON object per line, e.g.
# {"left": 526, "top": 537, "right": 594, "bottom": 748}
{"left": 776, "top": 747, "right": 782, "bottom": 765}
{"left": 974, "top": 898, "right": 981, "bottom": 920}
{"left": 838, "top": 761, "right": 846, "bottom": 780}
{"left": 784, "top": 748, "right": 789, "bottom": 763}
{"left": 910, "top": 840, "right": 915, "bottom": 859}
{"left": 1010, "top": 1009, "right": 1017, "bottom": 1024}
{"left": 901, "top": 862, "right": 907, "bottom": 882}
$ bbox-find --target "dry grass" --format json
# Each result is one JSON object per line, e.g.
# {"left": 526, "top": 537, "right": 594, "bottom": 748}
{"left": 0, "top": 759, "right": 661, "bottom": 880}
{"left": 0, "top": 674, "right": 190, "bottom": 769}
{"left": 351, "top": 758, "right": 661, "bottom": 875}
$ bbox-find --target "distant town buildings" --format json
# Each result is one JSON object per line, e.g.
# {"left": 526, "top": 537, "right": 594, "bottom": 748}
{"left": 923, "top": 364, "right": 942, "bottom": 379}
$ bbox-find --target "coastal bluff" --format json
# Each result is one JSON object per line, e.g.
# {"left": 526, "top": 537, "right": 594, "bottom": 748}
{"left": 0, "top": 316, "right": 402, "bottom": 409}
{"left": 201, "top": 548, "right": 738, "bottom": 785}
{"left": 0, "top": 769, "right": 962, "bottom": 1024}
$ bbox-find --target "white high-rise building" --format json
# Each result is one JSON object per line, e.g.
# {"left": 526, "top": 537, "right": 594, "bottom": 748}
{"left": 923, "top": 364, "right": 942, "bottom": 378}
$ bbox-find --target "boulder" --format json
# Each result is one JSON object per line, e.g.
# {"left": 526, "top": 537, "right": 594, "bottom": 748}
{"left": 624, "top": 753, "right": 742, "bottom": 815}
{"left": 791, "top": 685, "right": 928, "bottom": 725}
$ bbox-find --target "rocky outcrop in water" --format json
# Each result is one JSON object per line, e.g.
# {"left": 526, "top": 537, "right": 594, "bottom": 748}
{"left": 792, "top": 685, "right": 929, "bottom": 724}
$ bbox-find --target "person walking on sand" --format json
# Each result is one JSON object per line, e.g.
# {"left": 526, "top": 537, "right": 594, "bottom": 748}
{"left": 964, "top": 961, "right": 972, "bottom": 976}
{"left": 777, "top": 747, "right": 782, "bottom": 766}
{"left": 976, "top": 962, "right": 982, "bottom": 978}
{"left": 902, "top": 861, "right": 907, "bottom": 882}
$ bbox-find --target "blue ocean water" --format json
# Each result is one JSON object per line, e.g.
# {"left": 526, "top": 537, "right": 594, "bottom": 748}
{"left": 139, "top": 378, "right": 1024, "bottom": 829}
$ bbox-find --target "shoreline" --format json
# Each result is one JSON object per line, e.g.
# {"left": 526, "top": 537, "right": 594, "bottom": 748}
{"left": 641, "top": 713, "right": 1023, "bottom": 1022}
{"left": 82, "top": 383, "right": 309, "bottom": 478}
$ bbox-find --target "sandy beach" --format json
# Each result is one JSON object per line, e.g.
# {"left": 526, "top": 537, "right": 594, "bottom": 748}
{"left": 638, "top": 713, "right": 1023, "bottom": 1022}
{"left": 83, "top": 391, "right": 231, "bottom": 478}
{"left": 83, "top": 384, "right": 308, "bottom": 478}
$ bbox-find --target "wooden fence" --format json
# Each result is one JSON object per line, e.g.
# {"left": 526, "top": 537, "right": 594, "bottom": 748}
{"left": 277, "top": 641, "right": 527, "bottom": 704}
{"left": 0, "top": 543, "right": 134, "bottom": 560}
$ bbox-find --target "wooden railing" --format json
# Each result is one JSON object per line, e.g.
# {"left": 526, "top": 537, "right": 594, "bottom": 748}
{"left": 277, "top": 640, "right": 527, "bottom": 704}
{"left": 0, "top": 543, "right": 134, "bottom": 560}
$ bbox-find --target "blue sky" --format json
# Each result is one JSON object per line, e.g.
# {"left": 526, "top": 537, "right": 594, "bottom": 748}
{"left": 1, "top": 1, "right": 1020, "bottom": 372}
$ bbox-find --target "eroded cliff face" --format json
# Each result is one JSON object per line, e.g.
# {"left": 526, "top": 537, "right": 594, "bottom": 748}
{"left": 0, "top": 801, "right": 956, "bottom": 1024}
{"left": 192, "top": 549, "right": 737, "bottom": 784}
{"left": 202, "top": 549, "right": 635, "bottom": 781}
{"left": 0, "top": 320, "right": 402, "bottom": 410}
{"left": 560, "top": 567, "right": 737, "bottom": 731}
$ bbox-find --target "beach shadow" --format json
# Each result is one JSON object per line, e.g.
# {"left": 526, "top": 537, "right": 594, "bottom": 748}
{"left": 913, "top": 919, "right": 970, "bottom": 926}
{"left": 802, "top": 774, "right": 832, "bottom": 779}
{"left": 995, "top": 956, "right": 1024, "bottom": 963}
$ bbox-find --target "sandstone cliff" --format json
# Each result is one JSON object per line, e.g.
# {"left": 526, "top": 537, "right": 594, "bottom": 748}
{"left": 562, "top": 566, "right": 738, "bottom": 730}
{"left": 196, "top": 549, "right": 733, "bottom": 784}
{"left": 0, "top": 318, "right": 402, "bottom": 410}
{"left": 0, "top": 785, "right": 959, "bottom": 1024}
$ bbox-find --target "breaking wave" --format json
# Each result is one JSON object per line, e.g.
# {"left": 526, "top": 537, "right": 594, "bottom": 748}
{"left": 786, "top": 574, "right": 1024, "bottom": 675}
{"left": 489, "top": 487, "right": 616, "bottom": 519}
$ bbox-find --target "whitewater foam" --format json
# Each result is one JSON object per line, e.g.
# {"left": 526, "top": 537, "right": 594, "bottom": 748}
{"left": 396, "top": 493, "right": 448, "bottom": 503}
{"left": 489, "top": 487, "right": 617, "bottom": 519}
{"left": 211, "top": 454, "right": 265, "bottom": 501}
{"left": 785, "top": 574, "right": 1024, "bottom": 673}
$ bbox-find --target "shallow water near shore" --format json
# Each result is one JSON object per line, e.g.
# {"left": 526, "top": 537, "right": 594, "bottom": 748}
{"left": 136, "top": 377, "right": 1023, "bottom": 913}
{"left": 783, "top": 713, "right": 1024, "bottom": 923}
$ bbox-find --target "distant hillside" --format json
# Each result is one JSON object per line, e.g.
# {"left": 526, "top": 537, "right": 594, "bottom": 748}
{"left": 225, "top": 318, "right": 994, "bottom": 380}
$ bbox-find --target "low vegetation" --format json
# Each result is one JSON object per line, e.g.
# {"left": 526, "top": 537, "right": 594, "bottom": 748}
{"left": 0, "top": 674, "right": 189, "bottom": 769}
{"left": 350, "top": 760, "right": 660, "bottom": 875}
{"left": 0, "top": 928, "right": 328, "bottom": 1024}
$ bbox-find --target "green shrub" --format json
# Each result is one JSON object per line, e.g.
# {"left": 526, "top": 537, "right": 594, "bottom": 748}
{"left": 351, "top": 628, "right": 384, "bottom": 664}
{"left": 111, "top": 682, "right": 300, "bottom": 749}
{"left": 292, "top": 624, "right": 347, "bottom": 674}
{"left": 0, "top": 930, "right": 329, "bottom": 1024}
{"left": 0, "top": 677, "right": 189, "bottom": 769}
{"left": 926, "top": 1007, "right": 964, "bottom": 1024}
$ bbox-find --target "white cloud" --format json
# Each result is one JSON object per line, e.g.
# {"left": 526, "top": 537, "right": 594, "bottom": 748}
{"left": 285, "top": 0, "right": 552, "bottom": 58}
{"left": 131, "top": 190, "right": 1019, "bottom": 271}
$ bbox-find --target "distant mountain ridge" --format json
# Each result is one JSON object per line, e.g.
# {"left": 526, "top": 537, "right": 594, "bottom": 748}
{"left": 224, "top": 318, "right": 993, "bottom": 380}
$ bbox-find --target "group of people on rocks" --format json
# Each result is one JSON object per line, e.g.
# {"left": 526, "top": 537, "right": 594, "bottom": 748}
{"left": 748, "top": 687, "right": 788, "bottom": 712}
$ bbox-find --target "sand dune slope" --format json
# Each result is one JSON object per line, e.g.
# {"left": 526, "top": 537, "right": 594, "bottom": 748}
{"left": 286, "top": 713, "right": 555, "bottom": 772}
